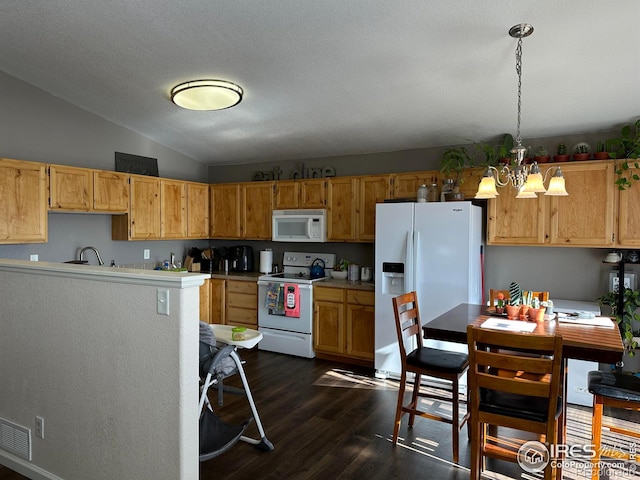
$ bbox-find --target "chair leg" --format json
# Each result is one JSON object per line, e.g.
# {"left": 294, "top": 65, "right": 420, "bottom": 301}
{"left": 591, "top": 395, "right": 604, "bottom": 480}
{"left": 408, "top": 373, "right": 421, "bottom": 427}
{"left": 392, "top": 371, "right": 408, "bottom": 445}
{"left": 469, "top": 417, "right": 481, "bottom": 480}
{"left": 452, "top": 377, "right": 460, "bottom": 464}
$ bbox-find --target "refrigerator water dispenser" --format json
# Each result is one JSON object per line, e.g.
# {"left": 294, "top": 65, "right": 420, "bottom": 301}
{"left": 381, "top": 262, "right": 405, "bottom": 295}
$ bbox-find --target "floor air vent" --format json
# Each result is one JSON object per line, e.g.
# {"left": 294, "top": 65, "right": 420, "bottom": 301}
{"left": 0, "top": 417, "right": 31, "bottom": 461}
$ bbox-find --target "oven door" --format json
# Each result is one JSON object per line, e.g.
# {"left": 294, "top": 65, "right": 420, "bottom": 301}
{"left": 257, "top": 281, "right": 313, "bottom": 334}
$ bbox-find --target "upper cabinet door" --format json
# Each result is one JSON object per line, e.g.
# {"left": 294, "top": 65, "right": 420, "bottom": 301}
{"left": 618, "top": 163, "right": 640, "bottom": 247}
{"left": 130, "top": 174, "right": 161, "bottom": 240}
{"left": 300, "top": 179, "right": 326, "bottom": 208}
{"left": 487, "top": 182, "right": 546, "bottom": 245}
{"left": 392, "top": 171, "right": 439, "bottom": 199}
{"left": 210, "top": 184, "right": 242, "bottom": 239}
{"left": 49, "top": 165, "right": 92, "bottom": 211}
{"left": 0, "top": 158, "right": 48, "bottom": 244}
{"left": 186, "top": 182, "right": 210, "bottom": 239}
{"left": 93, "top": 170, "right": 129, "bottom": 213}
{"left": 160, "top": 179, "right": 187, "bottom": 239}
{"left": 549, "top": 161, "right": 614, "bottom": 246}
{"left": 327, "top": 177, "right": 358, "bottom": 241}
{"left": 242, "top": 182, "right": 274, "bottom": 239}
{"left": 357, "top": 175, "right": 392, "bottom": 242}
{"left": 274, "top": 181, "right": 299, "bottom": 209}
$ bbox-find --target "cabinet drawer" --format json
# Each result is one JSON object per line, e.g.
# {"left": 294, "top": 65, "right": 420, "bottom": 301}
{"left": 227, "top": 292, "right": 257, "bottom": 308}
{"left": 315, "top": 287, "right": 345, "bottom": 303}
{"left": 226, "top": 307, "right": 257, "bottom": 326}
{"left": 227, "top": 280, "right": 257, "bottom": 295}
{"left": 346, "top": 290, "right": 375, "bottom": 306}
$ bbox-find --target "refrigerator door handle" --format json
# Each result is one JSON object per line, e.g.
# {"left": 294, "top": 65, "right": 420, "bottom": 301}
{"left": 405, "top": 230, "right": 414, "bottom": 292}
{"left": 413, "top": 229, "right": 420, "bottom": 292}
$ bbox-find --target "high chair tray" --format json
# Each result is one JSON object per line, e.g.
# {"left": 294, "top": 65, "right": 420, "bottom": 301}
{"left": 212, "top": 324, "right": 263, "bottom": 348}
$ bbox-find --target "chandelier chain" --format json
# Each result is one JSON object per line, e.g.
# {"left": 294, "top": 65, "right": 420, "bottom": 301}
{"left": 514, "top": 36, "right": 523, "bottom": 146}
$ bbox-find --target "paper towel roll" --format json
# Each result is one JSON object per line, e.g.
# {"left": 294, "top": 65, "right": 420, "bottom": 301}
{"left": 259, "top": 249, "right": 273, "bottom": 273}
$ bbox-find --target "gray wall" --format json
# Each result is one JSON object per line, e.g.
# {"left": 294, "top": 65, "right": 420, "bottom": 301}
{"left": 0, "top": 69, "right": 628, "bottom": 304}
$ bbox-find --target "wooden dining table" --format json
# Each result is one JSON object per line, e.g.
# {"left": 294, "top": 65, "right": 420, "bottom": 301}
{"left": 422, "top": 303, "right": 625, "bottom": 448}
{"left": 423, "top": 303, "right": 624, "bottom": 364}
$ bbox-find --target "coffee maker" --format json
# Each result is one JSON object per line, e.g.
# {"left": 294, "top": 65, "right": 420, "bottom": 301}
{"left": 230, "top": 245, "right": 254, "bottom": 272}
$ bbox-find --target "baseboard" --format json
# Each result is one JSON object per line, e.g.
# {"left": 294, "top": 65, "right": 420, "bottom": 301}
{"left": 0, "top": 451, "right": 64, "bottom": 480}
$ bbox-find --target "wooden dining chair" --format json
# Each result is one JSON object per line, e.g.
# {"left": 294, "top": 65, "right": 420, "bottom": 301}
{"left": 588, "top": 370, "right": 640, "bottom": 480}
{"left": 489, "top": 289, "right": 549, "bottom": 306}
{"left": 466, "top": 324, "right": 563, "bottom": 480}
{"left": 391, "top": 292, "right": 469, "bottom": 463}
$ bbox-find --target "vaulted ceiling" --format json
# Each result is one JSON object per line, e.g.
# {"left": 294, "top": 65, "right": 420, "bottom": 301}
{"left": 0, "top": 1, "right": 638, "bottom": 166}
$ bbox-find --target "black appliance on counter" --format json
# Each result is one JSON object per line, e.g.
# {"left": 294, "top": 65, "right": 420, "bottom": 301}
{"left": 230, "top": 245, "right": 254, "bottom": 272}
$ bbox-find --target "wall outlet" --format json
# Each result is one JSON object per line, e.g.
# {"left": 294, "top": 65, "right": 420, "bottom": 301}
{"left": 35, "top": 416, "right": 44, "bottom": 439}
{"left": 143, "top": 249, "right": 150, "bottom": 260}
{"left": 29, "top": 254, "right": 38, "bottom": 261}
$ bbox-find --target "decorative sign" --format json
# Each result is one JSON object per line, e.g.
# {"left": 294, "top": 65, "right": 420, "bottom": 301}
{"left": 115, "top": 152, "right": 159, "bottom": 177}
{"left": 253, "top": 162, "right": 336, "bottom": 181}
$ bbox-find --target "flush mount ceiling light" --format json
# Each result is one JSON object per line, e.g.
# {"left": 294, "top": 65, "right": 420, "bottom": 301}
{"left": 170, "top": 79, "right": 243, "bottom": 111}
{"left": 475, "top": 23, "right": 568, "bottom": 199}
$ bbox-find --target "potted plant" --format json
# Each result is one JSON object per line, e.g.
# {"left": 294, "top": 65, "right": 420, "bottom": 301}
{"left": 330, "top": 258, "right": 350, "bottom": 279}
{"left": 608, "top": 117, "right": 640, "bottom": 190}
{"left": 572, "top": 143, "right": 591, "bottom": 161}
{"left": 593, "top": 140, "right": 610, "bottom": 160}
{"left": 440, "top": 146, "right": 474, "bottom": 201}
{"left": 554, "top": 142, "right": 570, "bottom": 162}
{"left": 496, "top": 133, "right": 514, "bottom": 165}
{"left": 598, "top": 288, "right": 640, "bottom": 371}
{"left": 533, "top": 146, "right": 551, "bottom": 164}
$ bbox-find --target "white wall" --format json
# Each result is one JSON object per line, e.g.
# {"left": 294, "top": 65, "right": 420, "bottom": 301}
{"left": 0, "top": 260, "right": 205, "bottom": 480}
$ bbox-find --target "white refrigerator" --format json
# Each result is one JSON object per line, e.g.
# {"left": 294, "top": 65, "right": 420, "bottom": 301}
{"left": 374, "top": 202, "right": 483, "bottom": 378}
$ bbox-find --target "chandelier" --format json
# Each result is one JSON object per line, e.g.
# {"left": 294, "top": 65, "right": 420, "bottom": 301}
{"left": 475, "top": 24, "right": 568, "bottom": 199}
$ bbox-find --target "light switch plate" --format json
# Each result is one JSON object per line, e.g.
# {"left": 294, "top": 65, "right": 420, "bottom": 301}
{"left": 157, "top": 289, "right": 169, "bottom": 315}
{"left": 143, "top": 249, "right": 150, "bottom": 260}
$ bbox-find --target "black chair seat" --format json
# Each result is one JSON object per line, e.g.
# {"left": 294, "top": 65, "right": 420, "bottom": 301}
{"left": 479, "top": 388, "right": 562, "bottom": 423}
{"left": 407, "top": 347, "right": 468, "bottom": 374}
{"left": 588, "top": 371, "right": 640, "bottom": 403}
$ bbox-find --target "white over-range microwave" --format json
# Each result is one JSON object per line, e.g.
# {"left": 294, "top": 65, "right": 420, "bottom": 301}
{"left": 272, "top": 209, "right": 327, "bottom": 242}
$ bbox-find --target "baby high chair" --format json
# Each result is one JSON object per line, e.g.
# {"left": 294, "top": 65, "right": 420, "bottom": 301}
{"left": 199, "top": 322, "right": 274, "bottom": 461}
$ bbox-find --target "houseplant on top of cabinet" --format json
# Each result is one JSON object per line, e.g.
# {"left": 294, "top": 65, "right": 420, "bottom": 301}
{"left": 440, "top": 146, "right": 474, "bottom": 201}
{"left": 593, "top": 141, "right": 611, "bottom": 160}
{"left": 572, "top": 143, "right": 591, "bottom": 161}
{"left": 608, "top": 117, "right": 640, "bottom": 190}
{"left": 533, "top": 146, "right": 551, "bottom": 164}
{"left": 553, "top": 142, "right": 570, "bottom": 162}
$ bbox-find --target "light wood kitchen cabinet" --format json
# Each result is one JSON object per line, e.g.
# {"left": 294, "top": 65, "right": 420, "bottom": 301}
{"left": 357, "top": 174, "right": 392, "bottom": 242}
{"left": 50, "top": 165, "right": 129, "bottom": 213}
{"left": 226, "top": 279, "right": 258, "bottom": 328}
{"left": 392, "top": 170, "right": 439, "bottom": 199}
{"left": 160, "top": 179, "right": 187, "bottom": 239}
{"left": 210, "top": 184, "right": 242, "bottom": 238}
{"left": 93, "top": 171, "right": 129, "bottom": 212}
{"left": 327, "top": 177, "right": 358, "bottom": 241}
{"left": 314, "top": 286, "right": 374, "bottom": 366}
{"left": 617, "top": 163, "right": 640, "bottom": 247}
{"left": 112, "top": 174, "right": 161, "bottom": 240}
{"left": 548, "top": 161, "right": 614, "bottom": 246}
{"left": 242, "top": 182, "right": 274, "bottom": 239}
{"left": 274, "top": 179, "right": 326, "bottom": 209}
{"left": 200, "top": 278, "right": 226, "bottom": 324}
{"left": 186, "top": 182, "right": 210, "bottom": 239}
{"left": 488, "top": 160, "right": 615, "bottom": 246}
{"left": 457, "top": 166, "right": 487, "bottom": 200}
{"left": 48, "top": 165, "right": 93, "bottom": 211}
{"left": 0, "top": 158, "right": 48, "bottom": 244}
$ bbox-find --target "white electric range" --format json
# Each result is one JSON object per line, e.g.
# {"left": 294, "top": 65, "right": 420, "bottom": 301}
{"left": 257, "top": 252, "right": 335, "bottom": 358}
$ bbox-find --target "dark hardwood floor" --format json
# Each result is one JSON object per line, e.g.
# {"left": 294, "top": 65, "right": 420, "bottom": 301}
{"left": 2, "top": 349, "right": 638, "bottom": 479}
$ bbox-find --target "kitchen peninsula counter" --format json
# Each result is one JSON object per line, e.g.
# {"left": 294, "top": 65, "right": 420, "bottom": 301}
{"left": 315, "top": 279, "right": 375, "bottom": 291}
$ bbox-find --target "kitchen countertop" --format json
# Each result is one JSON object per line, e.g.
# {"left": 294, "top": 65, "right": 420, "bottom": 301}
{"left": 203, "top": 271, "right": 374, "bottom": 291}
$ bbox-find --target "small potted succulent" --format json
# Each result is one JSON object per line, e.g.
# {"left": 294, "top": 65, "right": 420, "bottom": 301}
{"left": 533, "top": 146, "right": 551, "bottom": 164}
{"left": 554, "top": 142, "right": 570, "bottom": 162}
{"left": 495, "top": 292, "right": 506, "bottom": 315}
{"left": 593, "top": 140, "right": 610, "bottom": 160}
{"left": 573, "top": 143, "right": 591, "bottom": 161}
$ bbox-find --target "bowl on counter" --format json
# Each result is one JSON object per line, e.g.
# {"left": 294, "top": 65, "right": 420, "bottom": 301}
{"left": 330, "top": 270, "right": 348, "bottom": 279}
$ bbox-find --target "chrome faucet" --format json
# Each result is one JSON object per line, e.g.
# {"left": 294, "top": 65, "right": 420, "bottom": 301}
{"left": 79, "top": 246, "right": 105, "bottom": 266}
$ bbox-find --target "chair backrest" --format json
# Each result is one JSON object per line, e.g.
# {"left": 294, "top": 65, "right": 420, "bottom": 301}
{"left": 466, "top": 324, "right": 563, "bottom": 429}
{"left": 392, "top": 292, "right": 423, "bottom": 360}
{"left": 489, "top": 289, "right": 549, "bottom": 306}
